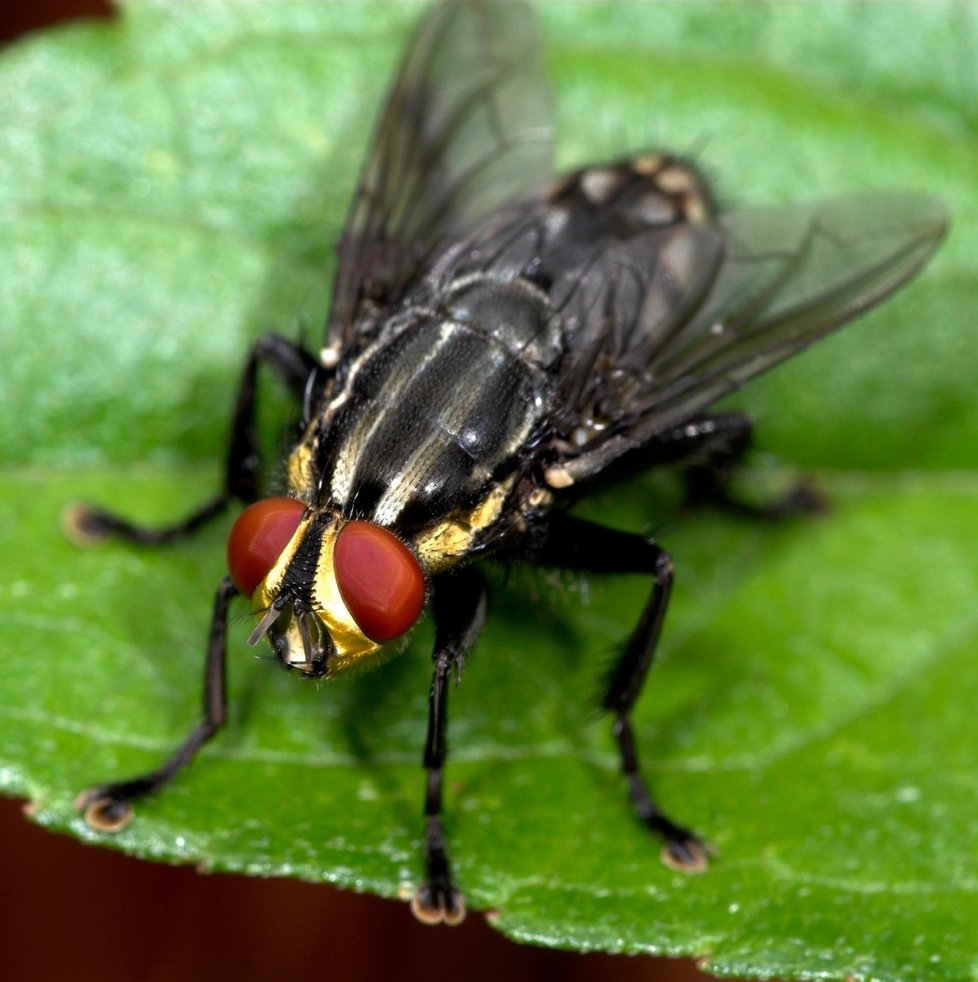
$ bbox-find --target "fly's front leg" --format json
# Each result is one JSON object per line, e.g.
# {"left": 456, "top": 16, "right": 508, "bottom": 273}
{"left": 411, "top": 566, "right": 487, "bottom": 926}
{"left": 64, "top": 334, "right": 318, "bottom": 546}
{"left": 531, "top": 514, "right": 711, "bottom": 874}
{"left": 76, "top": 576, "right": 239, "bottom": 831}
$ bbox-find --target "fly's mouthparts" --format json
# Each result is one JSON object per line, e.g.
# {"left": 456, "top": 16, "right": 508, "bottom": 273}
{"left": 247, "top": 602, "right": 287, "bottom": 647}
{"left": 295, "top": 606, "right": 319, "bottom": 668}
{"left": 247, "top": 596, "right": 332, "bottom": 675}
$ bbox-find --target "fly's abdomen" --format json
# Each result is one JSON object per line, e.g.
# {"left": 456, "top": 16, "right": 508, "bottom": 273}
{"left": 318, "top": 275, "right": 562, "bottom": 528}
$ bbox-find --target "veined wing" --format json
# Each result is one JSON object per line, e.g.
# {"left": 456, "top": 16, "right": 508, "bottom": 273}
{"left": 550, "top": 189, "right": 947, "bottom": 482}
{"left": 325, "top": 0, "right": 554, "bottom": 356}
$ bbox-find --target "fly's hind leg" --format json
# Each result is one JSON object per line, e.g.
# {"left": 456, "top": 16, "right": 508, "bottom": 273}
{"left": 64, "top": 334, "right": 317, "bottom": 546}
{"left": 530, "top": 514, "right": 711, "bottom": 874}
{"left": 77, "top": 576, "right": 239, "bottom": 831}
{"left": 647, "top": 411, "right": 825, "bottom": 519}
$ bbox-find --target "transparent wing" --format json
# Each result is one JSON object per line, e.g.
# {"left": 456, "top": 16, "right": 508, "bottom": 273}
{"left": 326, "top": 0, "right": 554, "bottom": 352}
{"left": 551, "top": 191, "right": 948, "bottom": 482}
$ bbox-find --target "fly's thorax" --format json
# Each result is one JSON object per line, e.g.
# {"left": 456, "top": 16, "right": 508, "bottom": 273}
{"left": 301, "top": 277, "right": 564, "bottom": 533}
{"left": 437, "top": 273, "right": 564, "bottom": 369}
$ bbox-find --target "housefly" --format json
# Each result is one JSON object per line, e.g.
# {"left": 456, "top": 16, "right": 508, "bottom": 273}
{"left": 69, "top": 0, "right": 947, "bottom": 925}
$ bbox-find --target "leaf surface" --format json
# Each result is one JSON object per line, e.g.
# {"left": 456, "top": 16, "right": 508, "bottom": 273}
{"left": 1, "top": 4, "right": 976, "bottom": 980}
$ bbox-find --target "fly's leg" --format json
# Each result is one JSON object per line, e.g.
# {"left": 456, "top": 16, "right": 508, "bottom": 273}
{"left": 64, "top": 334, "right": 317, "bottom": 546}
{"left": 411, "top": 567, "right": 488, "bottom": 926}
{"left": 530, "top": 514, "right": 711, "bottom": 873}
{"left": 646, "top": 411, "right": 825, "bottom": 518}
{"left": 76, "top": 577, "right": 238, "bottom": 831}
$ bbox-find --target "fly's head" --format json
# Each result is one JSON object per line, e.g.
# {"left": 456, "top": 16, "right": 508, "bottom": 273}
{"left": 226, "top": 498, "right": 426, "bottom": 678}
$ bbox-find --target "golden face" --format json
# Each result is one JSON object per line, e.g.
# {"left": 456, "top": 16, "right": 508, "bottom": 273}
{"left": 251, "top": 511, "right": 385, "bottom": 675}
{"left": 238, "top": 499, "right": 429, "bottom": 677}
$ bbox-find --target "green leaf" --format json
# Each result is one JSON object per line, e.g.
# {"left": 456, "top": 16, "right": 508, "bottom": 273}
{"left": 1, "top": 3, "right": 976, "bottom": 980}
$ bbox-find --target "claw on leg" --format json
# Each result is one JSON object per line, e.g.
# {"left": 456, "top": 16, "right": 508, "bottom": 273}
{"left": 410, "top": 880, "right": 466, "bottom": 926}
{"left": 61, "top": 503, "right": 115, "bottom": 546}
{"left": 411, "top": 814, "right": 466, "bottom": 926}
{"left": 75, "top": 788, "right": 135, "bottom": 833}
{"left": 660, "top": 835, "right": 715, "bottom": 875}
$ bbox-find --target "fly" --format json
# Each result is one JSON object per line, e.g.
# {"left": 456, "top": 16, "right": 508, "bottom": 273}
{"left": 68, "top": 0, "right": 947, "bottom": 926}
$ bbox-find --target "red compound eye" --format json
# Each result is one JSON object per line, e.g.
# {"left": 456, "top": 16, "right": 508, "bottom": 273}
{"left": 334, "top": 521, "right": 425, "bottom": 642}
{"left": 227, "top": 497, "right": 306, "bottom": 597}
